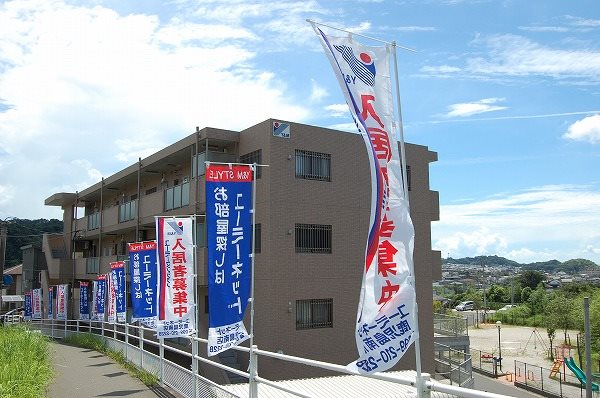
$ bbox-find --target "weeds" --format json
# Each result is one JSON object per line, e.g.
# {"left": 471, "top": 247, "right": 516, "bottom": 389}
{"left": 0, "top": 326, "right": 53, "bottom": 398}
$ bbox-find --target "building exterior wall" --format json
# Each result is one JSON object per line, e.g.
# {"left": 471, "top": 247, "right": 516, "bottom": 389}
{"left": 45, "top": 119, "right": 440, "bottom": 381}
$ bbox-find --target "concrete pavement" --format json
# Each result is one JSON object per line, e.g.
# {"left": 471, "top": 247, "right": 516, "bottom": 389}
{"left": 48, "top": 341, "right": 179, "bottom": 398}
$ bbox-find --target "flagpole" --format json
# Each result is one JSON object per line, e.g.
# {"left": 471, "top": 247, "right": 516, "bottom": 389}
{"left": 307, "top": 19, "right": 416, "bottom": 51}
{"left": 249, "top": 163, "right": 258, "bottom": 398}
{"left": 391, "top": 41, "right": 424, "bottom": 398}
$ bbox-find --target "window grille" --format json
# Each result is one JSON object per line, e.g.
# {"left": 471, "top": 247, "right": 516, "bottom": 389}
{"left": 295, "top": 224, "right": 332, "bottom": 253}
{"left": 240, "top": 150, "right": 262, "bottom": 179}
{"left": 295, "top": 150, "right": 331, "bottom": 181}
{"left": 296, "top": 298, "right": 333, "bottom": 330}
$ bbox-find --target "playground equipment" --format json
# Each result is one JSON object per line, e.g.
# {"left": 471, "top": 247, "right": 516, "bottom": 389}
{"left": 549, "top": 359, "right": 563, "bottom": 379}
{"left": 564, "top": 357, "right": 599, "bottom": 392}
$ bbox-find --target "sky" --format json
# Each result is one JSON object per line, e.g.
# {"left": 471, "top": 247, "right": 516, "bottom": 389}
{"left": 1, "top": 0, "right": 599, "bottom": 264}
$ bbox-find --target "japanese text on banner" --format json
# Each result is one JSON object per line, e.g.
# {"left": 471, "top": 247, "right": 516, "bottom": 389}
{"left": 206, "top": 164, "right": 253, "bottom": 356}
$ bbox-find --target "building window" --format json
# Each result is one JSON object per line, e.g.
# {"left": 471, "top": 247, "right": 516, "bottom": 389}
{"left": 240, "top": 150, "right": 262, "bottom": 179}
{"left": 296, "top": 298, "right": 333, "bottom": 330}
{"left": 119, "top": 199, "right": 137, "bottom": 222}
{"left": 87, "top": 212, "right": 100, "bottom": 230}
{"left": 295, "top": 150, "right": 331, "bottom": 181}
{"left": 86, "top": 257, "right": 99, "bottom": 274}
{"left": 164, "top": 181, "right": 190, "bottom": 211}
{"left": 295, "top": 224, "right": 332, "bottom": 253}
{"left": 254, "top": 223, "right": 261, "bottom": 253}
{"left": 145, "top": 187, "right": 157, "bottom": 195}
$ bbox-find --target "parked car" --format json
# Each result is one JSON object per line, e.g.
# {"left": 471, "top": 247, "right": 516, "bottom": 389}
{"left": 455, "top": 301, "right": 474, "bottom": 311}
{"left": 0, "top": 307, "right": 24, "bottom": 324}
{"left": 497, "top": 304, "right": 517, "bottom": 312}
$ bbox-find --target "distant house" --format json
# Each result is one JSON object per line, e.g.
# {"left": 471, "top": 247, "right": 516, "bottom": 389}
{"left": 546, "top": 279, "right": 561, "bottom": 289}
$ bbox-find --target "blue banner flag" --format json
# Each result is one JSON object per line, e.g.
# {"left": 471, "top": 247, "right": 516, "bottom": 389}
{"left": 79, "top": 282, "right": 89, "bottom": 320}
{"left": 48, "top": 286, "right": 54, "bottom": 320}
{"left": 128, "top": 241, "right": 158, "bottom": 328}
{"left": 24, "top": 291, "right": 32, "bottom": 321}
{"left": 206, "top": 164, "right": 253, "bottom": 356}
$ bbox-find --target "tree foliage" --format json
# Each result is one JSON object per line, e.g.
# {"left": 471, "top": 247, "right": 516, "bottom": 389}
{"left": 519, "top": 270, "right": 545, "bottom": 290}
{"left": 2, "top": 218, "right": 63, "bottom": 268}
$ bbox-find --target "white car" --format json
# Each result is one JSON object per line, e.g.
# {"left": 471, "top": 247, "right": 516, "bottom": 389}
{"left": 497, "top": 304, "right": 517, "bottom": 312}
{"left": 455, "top": 301, "right": 474, "bottom": 311}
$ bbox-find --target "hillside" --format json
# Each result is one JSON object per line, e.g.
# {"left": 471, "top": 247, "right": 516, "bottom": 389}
{"left": 444, "top": 255, "right": 599, "bottom": 273}
{"left": 2, "top": 218, "right": 63, "bottom": 268}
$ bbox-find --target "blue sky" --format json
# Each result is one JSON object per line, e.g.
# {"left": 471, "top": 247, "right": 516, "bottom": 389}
{"left": 1, "top": 0, "right": 599, "bottom": 263}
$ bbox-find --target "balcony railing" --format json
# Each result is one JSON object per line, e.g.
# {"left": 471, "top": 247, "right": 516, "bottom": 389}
{"left": 119, "top": 200, "right": 137, "bottom": 223}
{"left": 164, "top": 182, "right": 190, "bottom": 211}
{"left": 88, "top": 212, "right": 100, "bottom": 230}
{"left": 86, "top": 257, "right": 99, "bottom": 274}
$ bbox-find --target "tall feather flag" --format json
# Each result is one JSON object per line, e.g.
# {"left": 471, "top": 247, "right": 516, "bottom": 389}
{"left": 310, "top": 22, "right": 417, "bottom": 374}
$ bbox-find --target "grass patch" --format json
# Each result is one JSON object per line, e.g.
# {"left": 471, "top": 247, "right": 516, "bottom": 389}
{"left": 0, "top": 326, "right": 53, "bottom": 398}
{"left": 63, "top": 333, "right": 158, "bottom": 386}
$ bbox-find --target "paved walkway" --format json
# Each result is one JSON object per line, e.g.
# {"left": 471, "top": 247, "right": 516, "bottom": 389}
{"left": 48, "top": 341, "right": 179, "bottom": 398}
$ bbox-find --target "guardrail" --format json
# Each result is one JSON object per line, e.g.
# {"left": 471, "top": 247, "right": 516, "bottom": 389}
{"left": 24, "top": 318, "right": 517, "bottom": 398}
{"left": 434, "top": 343, "right": 473, "bottom": 387}
{"left": 433, "top": 313, "right": 468, "bottom": 337}
{"left": 514, "top": 360, "right": 599, "bottom": 398}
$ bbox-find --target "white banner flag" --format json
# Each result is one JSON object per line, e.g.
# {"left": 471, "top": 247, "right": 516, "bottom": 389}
{"left": 56, "top": 284, "right": 69, "bottom": 321}
{"left": 312, "top": 24, "right": 417, "bottom": 374}
{"left": 32, "top": 288, "right": 42, "bottom": 320}
{"left": 156, "top": 217, "right": 196, "bottom": 338}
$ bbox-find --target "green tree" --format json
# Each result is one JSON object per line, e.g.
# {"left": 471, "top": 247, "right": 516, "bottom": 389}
{"left": 486, "top": 284, "right": 508, "bottom": 303}
{"left": 519, "top": 270, "right": 545, "bottom": 290}
{"left": 527, "top": 284, "right": 548, "bottom": 315}
{"left": 546, "top": 293, "right": 578, "bottom": 344}
{"left": 521, "top": 286, "right": 533, "bottom": 303}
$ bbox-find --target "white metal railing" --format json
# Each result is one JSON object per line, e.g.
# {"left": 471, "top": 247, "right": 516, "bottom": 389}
{"left": 26, "top": 318, "right": 515, "bottom": 398}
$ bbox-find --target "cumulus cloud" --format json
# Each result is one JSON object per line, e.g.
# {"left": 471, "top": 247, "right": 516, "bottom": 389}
{"left": 563, "top": 114, "right": 600, "bottom": 144}
{"left": 0, "top": 0, "right": 310, "bottom": 219}
{"left": 433, "top": 184, "right": 600, "bottom": 263}
{"left": 444, "top": 97, "right": 507, "bottom": 117}
{"left": 309, "top": 79, "right": 328, "bottom": 102}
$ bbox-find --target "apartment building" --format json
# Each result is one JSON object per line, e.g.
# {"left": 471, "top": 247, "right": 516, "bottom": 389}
{"left": 44, "top": 119, "right": 441, "bottom": 381}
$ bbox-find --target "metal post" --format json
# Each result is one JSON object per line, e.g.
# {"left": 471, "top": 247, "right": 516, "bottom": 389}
{"left": 248, "top": 164, "right": 258, "bottom": 398}
{"left": 125, "top": 321, "right": 129, "bottom": 361}
{"left": 391, "top": 40, "right": 423, "bottom": 398}
{"left": 249, "top": 345, "right": 258, "bottom": 398}
{"left": 139, "top": 325, "right": 144, "bottom": 369}
{"left": 584, "top": 297, "right": 592, "bottom": 398}
{"left": 159, "top": 338, "right": 165, "bottom": 387}
{"left": 496, "top": 321, "right": 502, "bottom": 372}
{"left": 192, "top": 336, "right": 198, "bottom": 398}
{"left": 192, "top": 215, "right": 198, "bottom": 398}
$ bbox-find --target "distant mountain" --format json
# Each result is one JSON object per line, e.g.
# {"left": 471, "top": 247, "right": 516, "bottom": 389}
{"left": 2, "top": 218, "right": 63, "bottom": 268}
{"left": 444, "top": 255, "right": 598, "bottom": 273}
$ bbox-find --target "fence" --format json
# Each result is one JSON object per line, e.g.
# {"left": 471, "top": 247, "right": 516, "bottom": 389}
{"left": 470, "top": 348, "right": 505, "bottom": 377}
{"left": 25, "top": 318, "right": 520, "bottom": 398}
{"left": 434, "top": 343, "right": 474, "bottom": 388}
{"left": 433, "top": 313, "right": 468, "bottom": 337}
{"left": 514, "top": 360, "right": 600, "bottom": 398}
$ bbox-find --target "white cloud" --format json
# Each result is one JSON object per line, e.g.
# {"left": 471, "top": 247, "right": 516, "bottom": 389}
{"left": 566, "top": 15, "right": 600, "bottom": 28}
{"left": 444, "top": 97, "right": 507, "bottom": 117}
{"left": 563, "top": 114, "right": 600, "bottom": 144}
{"left": 327, "top": 122, "right": 358, "bottom": 132}
{"left": 309, "top": 79, "right": 328, "bottom": 102}
{"left": 325, "top": 103, "right": 349, "bottom": 117}
{"left": 421, "top": 35, "right": 600, "bottom": 83}
{"left": 518, "top": 26, "right": 569, "bottom": 33}
{"left": 0, "top": 0, "right": 310, "bottom": 219}
{"left": 433, "top": 185, "right": 600, "bottom": 263}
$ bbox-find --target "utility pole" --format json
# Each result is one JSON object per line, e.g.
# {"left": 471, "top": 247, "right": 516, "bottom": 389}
{"left": 0, "top": 221, "right": 8, "bottom": 310}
